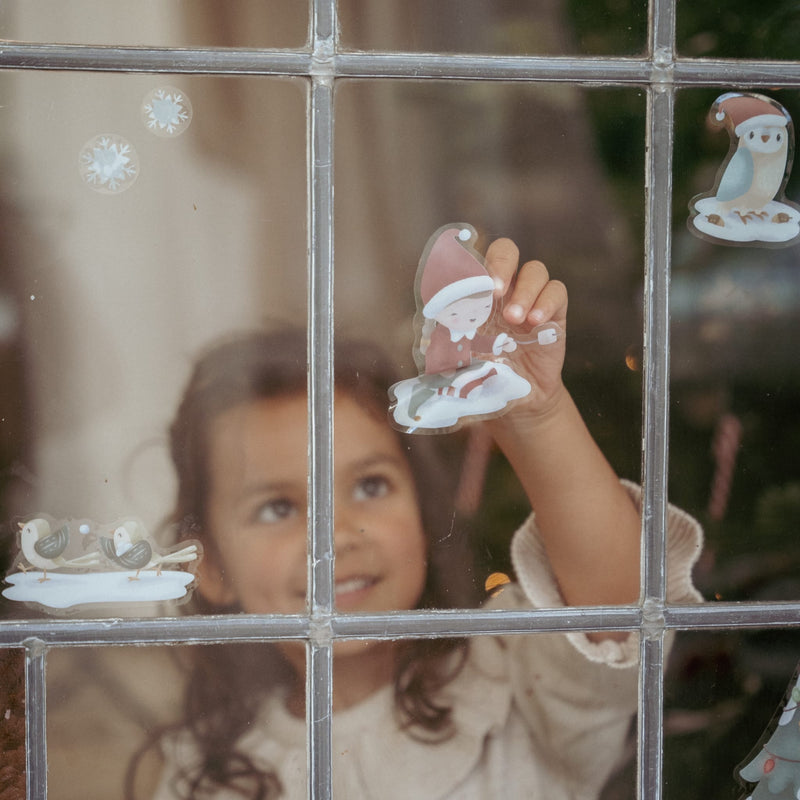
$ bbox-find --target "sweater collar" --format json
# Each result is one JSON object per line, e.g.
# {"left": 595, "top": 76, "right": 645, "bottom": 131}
{"left": 350, "top": 637, "right": 512, "bottom": 799}
{"left": 247, "top": 638, "right": 513, "bottom": 800}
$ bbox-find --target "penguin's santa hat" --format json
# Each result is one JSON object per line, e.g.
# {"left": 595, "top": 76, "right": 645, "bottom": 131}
{"left": 713, "top": 92, "right": 789, "bottom": 137}
{"left": 419, "top": 225, "right": 495, "bottom": 320}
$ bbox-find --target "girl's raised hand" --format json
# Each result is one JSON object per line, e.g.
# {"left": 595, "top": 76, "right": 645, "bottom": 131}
{"left": 484, "top": 237, "right": 568, "bottom": 413}
{"left": 483, "top": 238, "right": 642, "bottom": 611}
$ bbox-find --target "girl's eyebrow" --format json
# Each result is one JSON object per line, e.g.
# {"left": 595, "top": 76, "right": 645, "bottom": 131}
{"left": 238, "top": 478, "right": 299, "bottom": 502}
{"left": 234, "top": 453, "right": 408, "bottom": 501}
{"left": 344, "top": 453, "right": 408, "bottom": 473}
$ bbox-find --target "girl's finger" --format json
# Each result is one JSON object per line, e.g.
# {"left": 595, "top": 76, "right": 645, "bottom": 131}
{"left": 502, "top": 259, "right": 550, "bottom": 325}
{"left": 484, "top": 238, "right": 519, "bottom": 296}
{"left": 526, "top": 277, "right": 568, "bottom": 327}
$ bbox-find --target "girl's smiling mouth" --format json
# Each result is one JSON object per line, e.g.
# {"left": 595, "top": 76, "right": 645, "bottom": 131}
{"left": 335, "top": 575, "right": 378, "bottom": 606}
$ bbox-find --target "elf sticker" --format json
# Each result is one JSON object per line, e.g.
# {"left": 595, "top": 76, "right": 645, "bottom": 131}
{"left": 389, "top": 223, "right": 559, "bottom": 434}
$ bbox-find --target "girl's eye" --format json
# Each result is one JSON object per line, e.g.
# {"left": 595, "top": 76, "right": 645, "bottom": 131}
{"left": 255, "top": 498, "right": 297, "bottom": 524}
{"left": 353, "top": 475, "right": 391, "bottom": 501}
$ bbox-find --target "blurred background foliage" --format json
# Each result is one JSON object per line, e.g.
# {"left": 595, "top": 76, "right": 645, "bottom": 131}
{"left": 458, "top": 2, "right": 800, "bottom": 797}
{"left": 573, "top": 3, "right": 800, "bottom": 798}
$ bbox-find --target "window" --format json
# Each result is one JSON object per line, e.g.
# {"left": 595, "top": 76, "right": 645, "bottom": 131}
{"left": 1, "top": 2, "right": 799, "bottom": 799}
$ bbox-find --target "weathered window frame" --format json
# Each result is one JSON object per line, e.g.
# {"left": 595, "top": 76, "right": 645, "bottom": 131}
{"left": 2, "top": 1, "right": 800, "bottom": 798}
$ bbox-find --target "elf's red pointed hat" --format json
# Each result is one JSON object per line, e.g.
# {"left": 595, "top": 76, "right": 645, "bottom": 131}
{"left": 419, "top": 225, "right": 494, "bottom": 320}
{"left": 713, "top": 92, "right": 789, "bottom": 137}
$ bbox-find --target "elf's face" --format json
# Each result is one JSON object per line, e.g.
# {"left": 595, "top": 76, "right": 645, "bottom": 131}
{"left": 434, "top": 291, "right": 493, "bottom": 332}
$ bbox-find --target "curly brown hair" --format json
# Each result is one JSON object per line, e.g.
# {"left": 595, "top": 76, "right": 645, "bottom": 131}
{"left": 127, "top": 328, "right": 480, "bottom": 799}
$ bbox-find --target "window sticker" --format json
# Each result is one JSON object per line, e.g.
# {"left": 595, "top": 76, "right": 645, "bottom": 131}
{"left": 141, "top": 86, "right": 193, "bottom": 137}
{"left": 3, "top": 515, "right": 201, "bottom": 613}
{"left": 78, "top": 133, "right": 139, "bottom": 194}
{"left": 389, "top": 223, "right": 561, "bottom": 434}
{"left": 736, "top": 662, "right": 800, "bottom": 799}
{"left": 689, "top": 92, "right": 800, "bottom": 246}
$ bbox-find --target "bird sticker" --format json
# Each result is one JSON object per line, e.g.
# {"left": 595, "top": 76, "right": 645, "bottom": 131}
{"left": 17, "top": 517, "right": 101, "bottom": 581}
{"left": 97, "top": 520, "right": 199, "bottom": 579}
{"left": 689, "top": 92, "right": 800, "bottom": 246}
{"left": 3, "top": 515, "right": 202, "bottom": 613}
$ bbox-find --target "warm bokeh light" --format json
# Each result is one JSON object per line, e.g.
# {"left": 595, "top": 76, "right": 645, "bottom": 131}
{"left": 485, "top": 571, "right": 511, "bottom": 597}
{"left": 624, "top": 345, "right": 641, "bottom": 371}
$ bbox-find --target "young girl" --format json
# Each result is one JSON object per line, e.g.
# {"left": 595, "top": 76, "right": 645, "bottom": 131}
{"left": 141, "top": 239, "right": 703, "bottom": 799}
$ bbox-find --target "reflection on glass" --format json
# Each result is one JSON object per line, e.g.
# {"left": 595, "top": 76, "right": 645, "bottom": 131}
{"left": 664, "top": 630, "right": 800, "bottom": 800}
{"left": 0, "top": 648, "right": 25, "bottom": 798}
{"left": 171, "top": 330, "right": 310, "bottom": 618}
{"left": 334, "top": 81, "right": 646, "bottom": 375}
{"left": 334, "top": 81, "right": 647, "bottom": 611}
{"left": 0, "top": 72, "right": 306, "bottom": 620}
{"left": 338, "top": 0, "right": 647, "bottom": 56}
{"left": 677, "top": 2, "right": 800, "bottom": 59}
{"left": 48, "top": 644, "right": 301, "bottom": 799}
{"left": 671, "top": 89, "right": 800, "bottom": 602}
{"left": 328, "top": 631, "right": 639, "bottom": 798}
{"left": 0, "top": 1, "right": 308, "bottom": 48}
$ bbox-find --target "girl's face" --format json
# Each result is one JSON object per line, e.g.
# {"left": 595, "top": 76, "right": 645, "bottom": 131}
{"left": 199, "top": 392, "right": 428, "bottom": 621}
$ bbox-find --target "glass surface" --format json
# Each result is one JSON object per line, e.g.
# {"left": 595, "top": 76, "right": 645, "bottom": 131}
{"left": 0, "top": 648, "right": 25, "bottom": 798}
{"left": 0, "top": 1, "right": 308, "bottom": 48}
{"left": 0, "top": 72, "right": 307, "bottom": 619}
{"left": 676, "top": 1, "right": 799, "bottom": 59}
{"left": 671, "top": 88, "right": 800, "bottom": 601}
{"left": 338, "top": 0, "right": 647, "bottom": 56}
{"left": 664, "top": 629, "right": 800, "bottom": 800}
{"left": 330, "top": 631, "right": 639, "bottom": 798}
{"left": 334, "top": 80, "right": 645, "bottom": 608}
{"left": 48, "top": 643, "right": 303, "bottom": 799}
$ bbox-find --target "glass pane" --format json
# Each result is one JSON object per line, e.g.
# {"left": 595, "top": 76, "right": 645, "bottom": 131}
{"left": 676, "top": 1, "right": 799, "bottom": 59}
{"left": 0, "top": 1, "right": 308, "bottom": 49}
{"left": 48, "top": 643, "right": 304, "bottom": 798}
{"left": 0, "top": 72, "right": 307, "bottom": 618}
{"left": 664, "top": 629, "right": 800, "bottom": 800}
{"left": 334, "top": 80, "right": 645, "bottom": 607}
{"left": 338, "top": 0, "right": 647, "bottom": 56}
{"left": 0, "top": 648, "right": 25, "bottom": 798}
{"left": 330, "top": 631, "right": 639, "bottom": 798}
{"left": 672, "top": 88, "right": 800, "bottom": 602}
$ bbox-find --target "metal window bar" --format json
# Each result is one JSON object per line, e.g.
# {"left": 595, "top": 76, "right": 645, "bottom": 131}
{"left": 307, "top": 2, "right": 337, "bottom": 794}
{"left": 0, "top": 0, "right": 799, "bottom": 798}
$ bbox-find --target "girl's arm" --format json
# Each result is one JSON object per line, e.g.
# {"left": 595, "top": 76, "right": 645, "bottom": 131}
{"left": 484, "top": 238, "right": 641, "bottom": 612}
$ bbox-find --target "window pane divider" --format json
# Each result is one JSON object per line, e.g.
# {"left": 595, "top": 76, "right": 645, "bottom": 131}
{"left": 24, "top": 638, "right": 47, "bottom": 800}
{"left": 2, "top": 44, "right": 800, "bottom": 87}
{"left": 306, "top": 2, "right": 337, "bottom": 796}
{"left": 1, "top": 1, "right": 799, "bottom": 796}
{"left": 4, "top": 602, "right": 800, "bottom": 651}
{"left": 638, "top": 1, "right": 676, "bottom": 796}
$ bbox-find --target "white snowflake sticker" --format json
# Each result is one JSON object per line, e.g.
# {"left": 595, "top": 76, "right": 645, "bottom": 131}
{"left": 79, "top": 134, "right": 139, "bottom": 194}
{"left": 142, "top": 86, "right": 193, "bottom": 137}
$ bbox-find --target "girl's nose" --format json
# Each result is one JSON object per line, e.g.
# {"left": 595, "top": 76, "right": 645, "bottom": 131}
{"left": 333, "top": 509, "right": 364, "bottom": 554}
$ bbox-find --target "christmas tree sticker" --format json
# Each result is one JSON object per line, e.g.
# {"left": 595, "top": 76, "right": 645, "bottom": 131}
{"left": 737, "top": 663, "right": 800, "bottom": 799}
